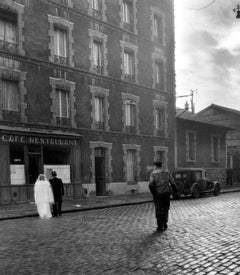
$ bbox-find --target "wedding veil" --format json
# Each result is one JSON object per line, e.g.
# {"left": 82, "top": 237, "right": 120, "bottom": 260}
{"left": 34, "top": 174, "right": 54, "bottom": 204}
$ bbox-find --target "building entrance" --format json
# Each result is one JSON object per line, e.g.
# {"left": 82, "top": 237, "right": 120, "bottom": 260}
{"left": 28, "top": 154, "right": 41, "bottom": 185}
{"left": 95, "top": 148, "right": 106, "bottom": 196}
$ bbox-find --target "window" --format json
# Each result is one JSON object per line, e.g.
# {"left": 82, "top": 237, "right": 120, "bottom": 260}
{"left": 0, "top": 13, "right": 17, "bottom": 53}
{"left": 89, "top": 29, "right": 108, "bottom": 75}
{"left": 186, "top": 131, "right": 196, "bottom": 162}
{"left": 2, "top": 79, "right": 18, "bottom": 111}
{"left": 124, "top": 51, "right": 133, "bottom": 81}
{"left": 91, "top": 0, "right": 99, "bottom": 10}
{"left": 48, "top": 15, "right": 74, "bottom": 67}
{"left": 93, "top": 41, "right": 103, "bottom": 74}
{"left": 152, "top": 53, "right": 166, "bottom": 90}
{"left": 56, "top": 89, "right": 69, "bottom": 120}
{"left": 95, "top": 96, "right": 104, "bottom": 129}
{"left": 155, "top": 108, "right": 164, "bottom": 136}
{"left": 154, "top": 146, "right": 168, "bottom": 169}
{"left": 90, "top": 86, "right": 109, "bottom": 131}
{"left": 126, "top": 150, "right": 135, "bottom": 182}
{"left": 123, "top": 144, "right": 140, "bottom": 182}
{"left": 153, "top": 101, "right": 167, "bottom": 137}
{"left": 54, "top": 27, "right": 67, "bottom": 65}
{"left": 153, "top": 15, "right": 163, "bottom": 44}
{"left": 121, "top": 40, "right": 138, "bottom": 83}
{"left": 122, "top": 1, "right": 131, "bottom": 24}
{"left": 155, "top": 61, "right": 164, "bottom": 89}
{"left": 120, "top": 0, "right": 137, "bottom": 33}
{"left": 212, "top": 136, "right": 220, "bottom": 162}
{"left": 50, "top": 77, "right": 76, "bottom": 127}
{"left": 89, "top": 0, "right": 105, "bottom": 20}
{"left": 122, "top": 93, "right": 139, "bottom": 134}
{"left": 125, "top": 99, "right": 136, "bottom": 132}
{"left": 91, "top": 0, "right": 102, "bottom": 18}
{"left": 59, "top": 0, "right": 69, "bottom": 5}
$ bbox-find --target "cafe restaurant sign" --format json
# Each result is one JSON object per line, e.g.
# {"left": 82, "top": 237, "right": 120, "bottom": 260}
{"left": 1, "top": 134, "right": 78, "bottom": 146}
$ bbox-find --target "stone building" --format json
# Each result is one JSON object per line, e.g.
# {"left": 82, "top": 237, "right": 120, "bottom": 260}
{"left": 176, "top": 108, "right": 232, "bottom": 184}
{"left": 197, "top": 104, "right": 240, "bottom": 182}
{"left": 0, "top": 0, "right": 175, "bottom": 204}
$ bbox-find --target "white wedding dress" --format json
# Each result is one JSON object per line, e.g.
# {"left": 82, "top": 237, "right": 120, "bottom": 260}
{"left": 34, "top": 174, "right": 54, "bottom": 219}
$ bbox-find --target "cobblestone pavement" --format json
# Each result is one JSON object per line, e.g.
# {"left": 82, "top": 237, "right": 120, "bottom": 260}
{"left": 1, "top": 193, "right": 240, "bottom": 275}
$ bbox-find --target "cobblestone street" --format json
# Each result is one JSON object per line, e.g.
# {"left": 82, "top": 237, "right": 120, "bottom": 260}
{"left": 1, "top": 192, "right": 240, "bottom": 275}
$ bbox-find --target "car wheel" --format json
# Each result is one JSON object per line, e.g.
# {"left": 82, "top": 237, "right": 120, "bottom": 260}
{"left": 192, "top": 185, "right": 200, "bottom": 199}
{"left": 213, "top": 184, "right": 220, "bottom": 196}
{"left": 172, "top": 191, "right": 180, "bottom": 199}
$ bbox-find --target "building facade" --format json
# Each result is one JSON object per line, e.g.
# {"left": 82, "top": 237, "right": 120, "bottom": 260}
{"left": 176, "top": 109, "right": 230, "bottom": 184}
{"left": 0, "top": 0, "right": 175, "bottom": 204}
{"left": 197, "top": 104, "right": 240, "bottom": 182}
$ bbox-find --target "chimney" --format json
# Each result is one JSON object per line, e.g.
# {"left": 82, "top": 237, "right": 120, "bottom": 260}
{"left": 185, "top": 101, "right": 189, "bottom": 111}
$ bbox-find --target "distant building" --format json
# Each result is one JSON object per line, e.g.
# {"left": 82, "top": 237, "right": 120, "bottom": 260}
{"left": 197, "top": 104, "right": 240, "bottom": 182}
{"left": 176, "top": 108, "right": 232, "bottom": 184}
{"left": 0, "top": 0, "right": 175, "bottom": 204}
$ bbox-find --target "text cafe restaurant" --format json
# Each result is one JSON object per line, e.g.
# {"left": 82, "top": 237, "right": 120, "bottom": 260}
{"left": 0, "top": 127, "right": 82, "bottom": 204}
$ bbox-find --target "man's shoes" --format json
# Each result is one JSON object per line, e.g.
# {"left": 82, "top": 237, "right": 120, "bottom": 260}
{"left": 156, "top": 226, "right": 163, "bottom": 232}
{"left": 162, "top": 223, "right": 168, "bottom": 230}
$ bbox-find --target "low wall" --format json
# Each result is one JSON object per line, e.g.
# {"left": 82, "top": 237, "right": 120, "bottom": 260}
{"left": 82, "top": 181, "right": 150, "bottom": 196}
{"left": 205, "top": 168, "right": 226, "bottom": 186}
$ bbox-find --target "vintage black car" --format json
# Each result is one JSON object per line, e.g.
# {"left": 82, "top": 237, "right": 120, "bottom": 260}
{"left": 172, "top": 168, "right": 221, "bottom": 199}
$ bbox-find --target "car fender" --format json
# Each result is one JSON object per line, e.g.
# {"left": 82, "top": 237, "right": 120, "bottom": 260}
{"left": 213, "top": 181, "right": 221, "bottom": 189}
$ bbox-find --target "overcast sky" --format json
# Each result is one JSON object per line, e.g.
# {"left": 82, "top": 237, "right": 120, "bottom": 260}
{"left": 174, "top": 0, "right": 240, "bottom": 112}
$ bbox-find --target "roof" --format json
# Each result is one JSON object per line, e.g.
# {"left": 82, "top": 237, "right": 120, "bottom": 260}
{"left": 197, "top": 104, "right": 240, "bottom": 117}
{"left": 176, "top": 108, "right": 234, "bottom": 130}
{"left": 174, "top": 168, "right": 206, "bottom": 173}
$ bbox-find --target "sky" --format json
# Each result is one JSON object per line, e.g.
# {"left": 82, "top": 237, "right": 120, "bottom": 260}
{"left": 174, "top": 0, "right": 240, "bottom": 112}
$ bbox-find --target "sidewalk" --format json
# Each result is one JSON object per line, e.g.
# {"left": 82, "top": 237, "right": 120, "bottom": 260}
{"left": 0, "top": 185, "right": 240, "bottom": 221}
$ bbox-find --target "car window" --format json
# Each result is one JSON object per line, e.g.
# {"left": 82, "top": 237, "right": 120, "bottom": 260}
{"left": 202, "top": 171, "right": 206, "bottom": 179}
{"left": 174, "top": 173, "right": 182, "bottom": 179}
{"left": 182, "top": 173, "right": 188, "bottom": 178}
{"left": 194, "top": 171, "right": 201, "bottom": 181}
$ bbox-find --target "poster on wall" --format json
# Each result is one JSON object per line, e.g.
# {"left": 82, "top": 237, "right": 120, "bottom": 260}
{"left": 10, "top": 165, "right": 25, "bottom": 185}
{"left": 44, "top": 165, "right": 71, "bottom": 183}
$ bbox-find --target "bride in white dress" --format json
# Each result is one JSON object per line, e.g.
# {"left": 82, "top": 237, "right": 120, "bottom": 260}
{"left": 34, "top": 174, "right": 54, "bottom": 219}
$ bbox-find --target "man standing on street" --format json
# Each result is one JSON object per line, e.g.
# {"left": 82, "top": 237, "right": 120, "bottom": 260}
{"left": 149, "top": 160, "right": 175, "bottom": 232}
{"left": 49, "top": 171, "right": 64, "bottom": 217}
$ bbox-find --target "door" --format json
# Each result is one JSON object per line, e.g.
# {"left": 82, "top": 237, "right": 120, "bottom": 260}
{"left": 95, "top": 148, "right": 106, "bottom": 196}
{"left": 27, "top": 154, "right": 41, "bottom": 200}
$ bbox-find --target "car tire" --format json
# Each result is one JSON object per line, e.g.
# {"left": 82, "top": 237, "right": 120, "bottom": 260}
{"left": 213, "top": 184, "right": 220, "bottom": 196}
{"left": 192, "top": 185, "right": 200, "bottom": 199}
{"left": 172, "top": 191, "right": 180, "bottom": 199}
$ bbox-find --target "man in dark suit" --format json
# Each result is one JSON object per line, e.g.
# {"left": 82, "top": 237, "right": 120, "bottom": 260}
{"left": 149, "top": 160, "right": 175, "bottom": 232}
{"left": 49, "top": 171, "right": 64, "bottom": 216}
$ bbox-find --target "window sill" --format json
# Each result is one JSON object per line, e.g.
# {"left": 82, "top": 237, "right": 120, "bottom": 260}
{"left": 186, "top": 159, "right": 196, "bottom": 163}
{"left": 56, "top": 117, "right": 71, "bottom": 126}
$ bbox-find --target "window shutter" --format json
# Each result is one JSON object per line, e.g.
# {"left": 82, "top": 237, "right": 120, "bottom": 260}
{"left": 127, "top": 150, "right": 135, "bottom": 182}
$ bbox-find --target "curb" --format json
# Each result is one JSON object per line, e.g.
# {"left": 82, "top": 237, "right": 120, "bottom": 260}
{"left": 0, "top": 199, "right": 154, "bottom": 221}
{"left": 0, "top": 189, "right": 240, "bottom": 221}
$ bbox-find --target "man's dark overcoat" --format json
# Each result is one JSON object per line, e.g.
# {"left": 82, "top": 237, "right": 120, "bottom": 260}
{"left": 49, "top": 177, "right": 64, "bottom": 203}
